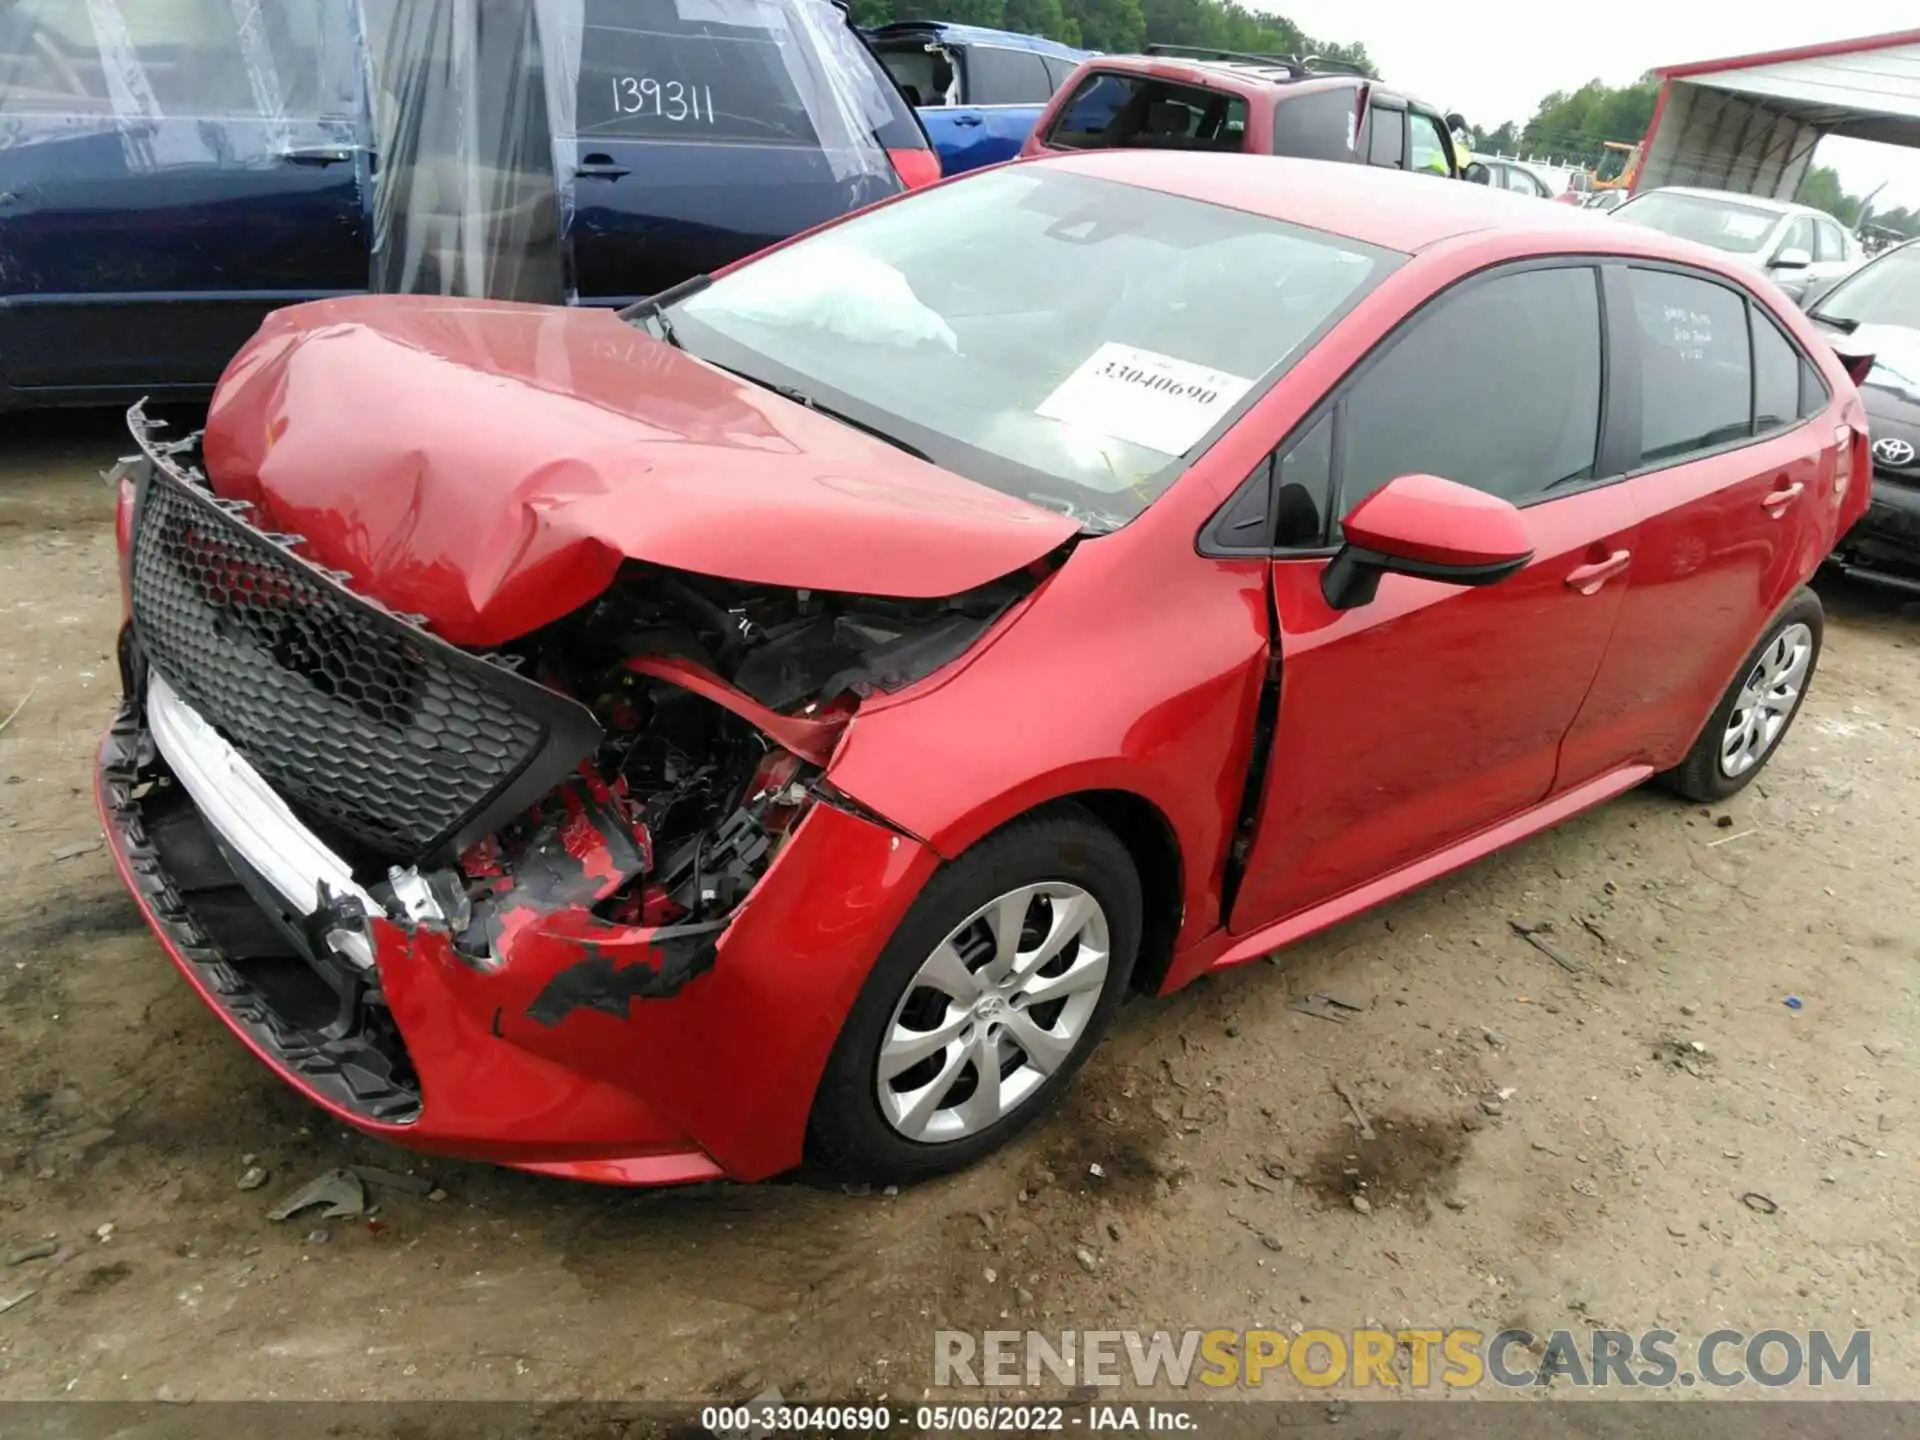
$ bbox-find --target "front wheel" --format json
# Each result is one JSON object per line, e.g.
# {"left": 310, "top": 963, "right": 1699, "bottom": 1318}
{"left": 807, "top": 806, "right": 1141, "bottom": 1185}
{"left": 1661, "top": 588, "right": 1823, "bottom": 802}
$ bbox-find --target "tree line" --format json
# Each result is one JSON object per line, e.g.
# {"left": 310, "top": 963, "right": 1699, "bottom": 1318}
{"left": 847, "top": 0, "right": 1374, "bottom": 73}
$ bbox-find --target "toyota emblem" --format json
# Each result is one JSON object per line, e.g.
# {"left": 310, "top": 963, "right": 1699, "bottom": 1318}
{"left": 1873, "top": 435, "right": 1917, "bottom": 468}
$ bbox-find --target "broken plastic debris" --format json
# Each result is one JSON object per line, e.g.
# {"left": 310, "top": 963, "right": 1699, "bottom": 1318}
{"left": 267, "top": 1168, "right": 367, "bottom": 1222}
{"left": 349, "top": 1164, "right": 434, "bottom": 1195}
{"left": 1291, "top": 994, "right": 1365, "bottom": 1023}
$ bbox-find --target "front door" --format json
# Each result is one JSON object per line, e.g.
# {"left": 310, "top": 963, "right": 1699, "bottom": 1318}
{"left": 1561, "top": 266, "right": 1839, "bottom": 782}
{"left": 1231, "top": 262, "right": 1641, "bottom": 930}
{"left": 0, "top": 0, "right": 369, "bottom": 399}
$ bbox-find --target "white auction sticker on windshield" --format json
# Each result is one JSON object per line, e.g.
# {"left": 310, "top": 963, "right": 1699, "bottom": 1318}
{"left": 1036, "top": 344, "right": 1254, "bottom": 456}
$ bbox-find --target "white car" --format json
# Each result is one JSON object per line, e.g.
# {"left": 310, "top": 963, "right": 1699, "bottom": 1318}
{"left": 1607, "top": 186, "right": 1862, "bottom": 302}
{"left": 1465, "top": 155, "right": 1557, "bottom": 200}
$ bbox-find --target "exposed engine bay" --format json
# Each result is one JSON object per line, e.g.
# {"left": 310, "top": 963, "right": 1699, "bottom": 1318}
{"left": 430, "top": 562, "right": 1045, "bottom": 971}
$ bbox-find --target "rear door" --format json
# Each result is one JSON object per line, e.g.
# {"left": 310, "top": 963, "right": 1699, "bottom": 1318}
{"left": 1229, "top": 262, "right": 1641, "bottom": 929}
{"left": 1561, "top": 265, "right": 1838, "bottom": 781}
{"left": 938, "top": 42, "right": 1057, "bottom": 174}
{"left": 546, "top": 0, "right": 909, "bottom": 307}
{"left": 0, "top": 0, "right": 369, "bottom": 400}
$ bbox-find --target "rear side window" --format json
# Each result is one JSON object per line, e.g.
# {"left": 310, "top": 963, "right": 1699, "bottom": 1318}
{"left": 1627, "top": 269, "right": 1752, "bottom": 463}
{"left": 966, "top": 45, "right": 1052, "bottom": 106}
{"left": 1752, "top": 310, "right": 1802, "bottom": 434}
{"left": 1339, "top": 266, "right": 1604, "bottom": 511}
{"left": 570, "top": 0, "right": 893, "bottom": 147}
{"left": 1040, "top": 55, "right": 1079, "bottom": 92}
{"left": 1366, "top": 105, "right": 1404, "bottom": 167}
{"left": 873, "top": 39, "right": 955, "bottom": 108}
{"left": 1043, "top": 72, "right": 1246, "bottom": 153}
{"left": 1799, "top": 358, "right": 1831, "bottom": 418}
{"left": 1, "top": 0, "right": 354, "bottom": 118}
{"left": 1271, "top": 86, "right": 1360, "bottom": 161}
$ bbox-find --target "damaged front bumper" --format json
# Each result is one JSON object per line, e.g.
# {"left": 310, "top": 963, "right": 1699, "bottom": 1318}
{"left": 99, "top": 679, "right": 939, "bottom": 1183}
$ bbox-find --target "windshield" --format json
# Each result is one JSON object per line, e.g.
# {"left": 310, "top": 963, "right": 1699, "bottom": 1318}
{"left": 1614, "top": 191, "right": 1780, "bottom": 254}
{"left": 660, "top": 166, "right": 1398, "bottom": 528}
{"left": 1813, "top": 242, "right": 1920, "bottom": 330}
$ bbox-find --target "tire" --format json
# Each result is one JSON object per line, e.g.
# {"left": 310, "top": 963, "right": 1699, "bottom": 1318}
{"left": 1660, "top": 588, "right": 1823, "bottom": 802}
{"left": 806, "top": 805, "right": 1141, "bottom": 1185}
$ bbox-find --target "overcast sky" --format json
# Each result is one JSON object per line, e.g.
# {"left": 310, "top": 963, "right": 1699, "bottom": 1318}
{"left": 1270, "top": 1, "right": 1920, "bottom": 208}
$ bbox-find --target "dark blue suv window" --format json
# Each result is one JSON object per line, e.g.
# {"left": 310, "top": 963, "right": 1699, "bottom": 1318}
{"left": 573, "top": 0, "right": 823, "bottom": 145}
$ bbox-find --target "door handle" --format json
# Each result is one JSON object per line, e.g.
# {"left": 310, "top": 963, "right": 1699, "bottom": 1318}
{"left": 952, "top": 113, "right": 983, "bottom": 127}
{"left": 1761, "top": 481, "right": 1805, "bottom": 516}
{"left": 1563, "top": 549, "right": 1632, "bottom": 595}
{"left": 576, "top": 153, "right": 630, "bottom": 180}
{"left": 279, "top": 146, "right": 355, "bottom": 166}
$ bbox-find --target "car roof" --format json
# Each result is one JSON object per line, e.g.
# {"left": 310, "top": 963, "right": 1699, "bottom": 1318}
{"left": 865, "top": 21, "right": 1089, "bottom": 58}
{"left": 1631, "top": 186, "right": 1815, "bottom": 219}
{"left": 1034, "top": 151, "right": 1701, "bottom": 254}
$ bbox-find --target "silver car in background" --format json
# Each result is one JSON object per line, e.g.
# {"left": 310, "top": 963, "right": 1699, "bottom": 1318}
{"left": 1608, "top": 186, "right": 1863, "bottom": 302}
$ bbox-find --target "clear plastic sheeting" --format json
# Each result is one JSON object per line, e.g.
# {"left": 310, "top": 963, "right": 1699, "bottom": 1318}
{"left": 365, "top": 0, "right": 564, "bottom": 302}
{"left": 535, "top": 0, "right": 897, "bottom": 185}
{"left": 0, "top": 0, "right": 358, "bottom": 162}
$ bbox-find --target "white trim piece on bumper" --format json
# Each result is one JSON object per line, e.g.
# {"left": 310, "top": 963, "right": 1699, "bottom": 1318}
{"left": 145, "top": 672, "right": 380, "bottom": 935}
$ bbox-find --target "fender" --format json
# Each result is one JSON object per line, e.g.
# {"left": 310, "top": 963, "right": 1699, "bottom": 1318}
{"left": 825, "top": 527, "right": 1271, "bottom": 955}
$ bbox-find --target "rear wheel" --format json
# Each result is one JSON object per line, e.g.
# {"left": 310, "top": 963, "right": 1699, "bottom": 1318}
{"left": 1660, "top": 589, "right": 1823, "bottom": 802}
{"left": 807, "top": 807, "right": 1140, "bottom": 1184}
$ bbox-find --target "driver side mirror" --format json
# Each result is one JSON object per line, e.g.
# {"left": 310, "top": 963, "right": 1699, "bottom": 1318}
{"left": 1322, "top": 474, "right": 1534, "bottom": 611}
{"left": 1771, "top": 247, "right": 1812, "bottom": 271}
{"left": 1464, "top": 162, "right": 1492, "bottom": 185}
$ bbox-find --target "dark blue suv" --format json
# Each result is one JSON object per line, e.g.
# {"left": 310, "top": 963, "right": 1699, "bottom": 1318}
{"left": 865, "top": 21, "right": 1088, "bottom": 176}
{"left": 0, "top": 0, "right": 934, "bottom": 412}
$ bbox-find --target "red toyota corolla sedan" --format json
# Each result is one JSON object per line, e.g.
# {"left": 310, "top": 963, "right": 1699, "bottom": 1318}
{"left": 100, "top": 155, "right": 1870, "bottom": 1187}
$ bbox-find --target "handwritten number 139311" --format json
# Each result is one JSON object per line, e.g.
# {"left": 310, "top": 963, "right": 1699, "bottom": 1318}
{"left": 611, "top": 76, "right": 716, "bottom": 124}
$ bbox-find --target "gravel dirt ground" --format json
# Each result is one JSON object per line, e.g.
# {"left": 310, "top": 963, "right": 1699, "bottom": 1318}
{"left": 1, "top": 409, "right": 1916, "bottom": 1405}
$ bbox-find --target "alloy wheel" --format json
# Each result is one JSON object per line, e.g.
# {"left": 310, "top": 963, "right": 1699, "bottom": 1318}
{"left": 1719, "top": 622, "right": 1814, "bottom": 779}
{"left": 875, "top": 882, "right": 1110, "bottom": 1143}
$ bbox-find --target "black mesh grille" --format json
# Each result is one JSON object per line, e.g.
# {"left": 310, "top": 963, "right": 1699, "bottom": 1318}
{"left": 130, "top": 468, "right": 570, "bottom": 859}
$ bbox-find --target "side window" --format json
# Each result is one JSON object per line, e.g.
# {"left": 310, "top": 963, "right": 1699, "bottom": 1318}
{"left": 1752, "top": 308, "right": 1802, "bottom": 434}
{"left": 574, "top": 0, "right": 829, "bottom": 145}
{"left": 1626, "top": 268, "right": 1752, "bottom": 463}
{"left": 1813, "top": 220, "right": 1847, "bottom": 263}
{"left": 1043, "top": 73, "right": 1245, "bottom": 152}
{"left": 1271, "top": 87, "right": 1360, "bottom": 162}
{"left": 1366, "top": 104, "right": 1404, "bottom": 168}
{"left": 1798, "top": 358, "right": 1831, "bottom": 419}
{"left": 873, "top": 42, "right": 955, "bottom": 108}
{"left": 1408, "top": 111, "right": 1451, "bottom": 176}
{"left": 965, "top": 45, "right": 1052, "bottom": 106}
{"left": 1040, "top": 56, "right": 1079, "bottom": 93}
{"left": 1338, "top": 266, "right": 1603, "bottom": 513}
{"left": 1776, "top": 216, "right": 1815, "bottom": 260}
{"left": 1275, "top": 411, "right": 1336, "bottom": 546}
{"left": 1, "top": 0, "right": 345, "bottom": 117}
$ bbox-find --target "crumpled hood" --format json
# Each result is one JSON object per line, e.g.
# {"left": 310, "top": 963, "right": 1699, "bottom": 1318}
{"left": 203, "top": 296, "right": 1076, "bottom": 647}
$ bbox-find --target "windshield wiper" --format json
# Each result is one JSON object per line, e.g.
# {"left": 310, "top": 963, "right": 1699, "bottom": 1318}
{"left": 757, "top": 380, "right": 934, "bottom": 463}
{"left": 619, "top": 273, "right": 713, "bottom": 348}
{"left": 1811, "top": 312, "right": 1859, "bottom": 333}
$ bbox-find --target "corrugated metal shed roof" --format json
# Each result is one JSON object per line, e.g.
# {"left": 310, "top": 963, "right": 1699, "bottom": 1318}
{"left": 1655, "top": 30, "right": 1920, "bottom": 147}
